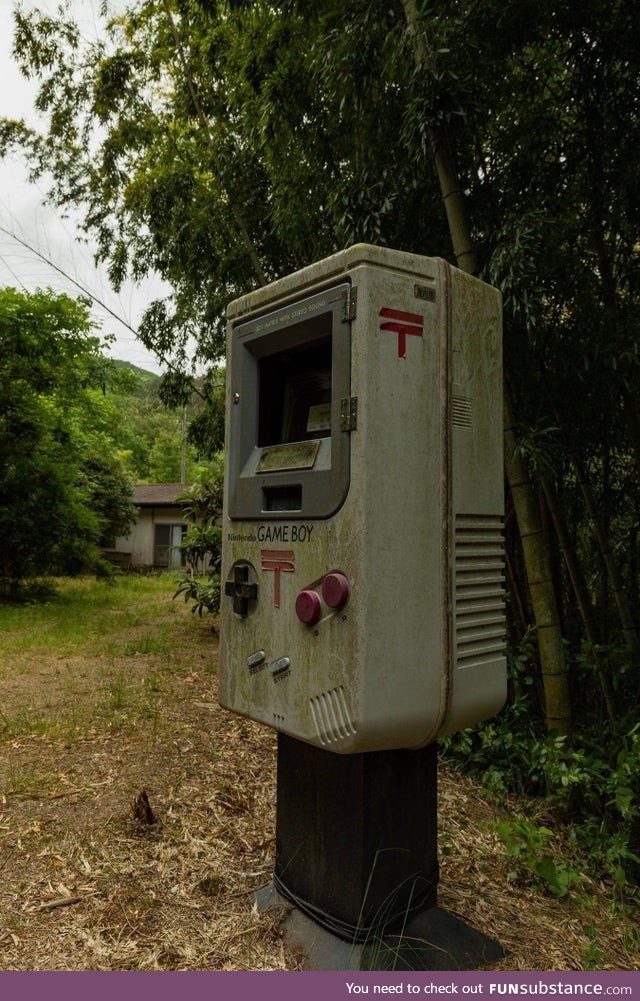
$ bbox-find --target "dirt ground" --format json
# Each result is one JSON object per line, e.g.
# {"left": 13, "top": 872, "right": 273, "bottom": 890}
{"left": 0, "top": 576, "right": 637, "bottom": 970}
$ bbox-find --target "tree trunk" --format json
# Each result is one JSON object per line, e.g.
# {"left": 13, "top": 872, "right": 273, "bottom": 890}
{"left": 541, "top": 473, "right": 616, "bottom": 720}
{"left": 571, "top": 451, "right": 640, "bottom": 664}
{"left": 622, "top": 386, "right": 640, "bottom": 476}
{"left": 540, "top": 483, "right": 565, "bottom": 637}
{"left": 403, "top": 0, "right": 572, "bottom": 733}
{"left": 503, "top": 393, "right": 571, "bottom": 734}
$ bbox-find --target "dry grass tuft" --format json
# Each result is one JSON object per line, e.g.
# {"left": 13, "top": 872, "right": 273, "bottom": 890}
{"left": 0, "top": 575, "right": 637, "bottom": 970}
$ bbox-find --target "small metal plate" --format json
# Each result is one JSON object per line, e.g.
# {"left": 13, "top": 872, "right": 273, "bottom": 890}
{"left": 414, "top": 284, "right": 436, "bottom": 302}
{"left": 257, "top": 440, "right": 321, "bottom": 474}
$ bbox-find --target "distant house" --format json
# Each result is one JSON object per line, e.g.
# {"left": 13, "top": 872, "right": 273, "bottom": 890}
{"left": 107, "top": 483, "right": 189, "bottom": 570}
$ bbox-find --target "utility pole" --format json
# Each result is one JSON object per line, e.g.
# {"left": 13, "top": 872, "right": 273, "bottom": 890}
{"left": 180, "top": 405, "right": 188, "bottom": 484}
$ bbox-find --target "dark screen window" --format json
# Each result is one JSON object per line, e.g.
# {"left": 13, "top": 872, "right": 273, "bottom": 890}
{"left": 258, "top": 336, "right": 332, "bottom": 446}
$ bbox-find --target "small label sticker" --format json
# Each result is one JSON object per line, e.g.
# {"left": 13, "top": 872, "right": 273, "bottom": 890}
{"left": 306, "top": 403, "right": 332, "bottom": 433}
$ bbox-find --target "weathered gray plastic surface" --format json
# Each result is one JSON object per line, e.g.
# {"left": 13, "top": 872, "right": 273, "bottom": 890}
{"left": 220, "top": 244, "right": 506, "bottom": 753}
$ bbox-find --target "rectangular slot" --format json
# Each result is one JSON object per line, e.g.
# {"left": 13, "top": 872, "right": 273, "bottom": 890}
{"left": 263, "top": 485, "right": 302, "bottom": 512}
{"left": 258, "top": 334, "right": 332, "bottom": 446}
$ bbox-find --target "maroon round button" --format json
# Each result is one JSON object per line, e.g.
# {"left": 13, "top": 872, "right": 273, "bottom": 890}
{"left": 295, "top": 589, "right": 322, "bottom": 626}
{"left": 322, "top": 572, "right": 351, "bottom": 609}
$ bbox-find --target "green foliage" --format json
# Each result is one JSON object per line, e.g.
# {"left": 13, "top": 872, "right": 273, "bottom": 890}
{"left": 444, "top": 628, "right": 640, "bottom": 886}
{"left": 104, "top": 362, "right": 223, "bottom": 483}
{"left": 493, "top": 818, "right": 581, "bottom": 898}
{"left": 445, "top": 673, "right": 640, "bottom": 888}
{"left": 0, "top": 287, "right": 136, "bottom": 596}
{"left": 173, "top": 457, "right": 224, "bottom": 618}
{"left": 443, "top": 629, "right": 544, "bottom": 796}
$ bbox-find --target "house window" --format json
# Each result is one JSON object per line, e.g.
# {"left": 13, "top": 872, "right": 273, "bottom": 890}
{"left": 154, "top": 523, "right": 187, "bottom": 568}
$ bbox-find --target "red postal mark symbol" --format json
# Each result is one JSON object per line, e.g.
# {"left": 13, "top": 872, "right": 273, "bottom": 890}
{"left": 261, "top": 549, "right": 295, "bottom": 608}
{"left": 379, "top": 307, "right": 424, "bottom": 359}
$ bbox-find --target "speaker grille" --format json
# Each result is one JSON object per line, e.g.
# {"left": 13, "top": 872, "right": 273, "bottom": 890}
{"left": 454, "top": 514, "right": 506, "bottom": 669}
{"left": 309, "top": 686, "right": 356, "bottom": 745}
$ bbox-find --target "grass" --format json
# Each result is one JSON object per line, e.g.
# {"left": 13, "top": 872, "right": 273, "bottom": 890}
{"left": 0, "top": 574, "right": 638, "bottom": 970}
{"left": 0, "top": 573, "right": 284, "bottom": 970}
{"left": 0, "top": 575, "right": 182, "bottom": 660}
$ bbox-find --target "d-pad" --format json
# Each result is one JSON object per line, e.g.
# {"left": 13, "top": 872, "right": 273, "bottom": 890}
{"left": 224, "top": 564, "right": 258, "bottom": 618}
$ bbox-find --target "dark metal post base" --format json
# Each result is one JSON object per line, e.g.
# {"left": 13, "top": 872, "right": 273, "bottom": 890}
{"left": 264, "top": 734, "right": 503, "bottom": 969}
{"left": 275, "top": 733, "right": 439, "bottom": 938}
{"left": 256, "top": 883, "right": 504, "bottom": 971}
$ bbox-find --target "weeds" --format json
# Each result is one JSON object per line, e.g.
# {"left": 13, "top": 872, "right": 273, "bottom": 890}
{"left": 493, "top": 818, "right": 582, "bottom": 898}
{"left": 442, "top": 631, "right": 640, "bottom": 891}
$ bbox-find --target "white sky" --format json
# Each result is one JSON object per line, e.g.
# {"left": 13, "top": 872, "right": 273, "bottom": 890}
{"left": 0, "top": 0, "right": 168, "bottom": 373}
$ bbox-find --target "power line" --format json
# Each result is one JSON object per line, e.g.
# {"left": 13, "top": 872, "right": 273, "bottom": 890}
{"left": 0, "top": 222, "right": 205, "bottom": 400}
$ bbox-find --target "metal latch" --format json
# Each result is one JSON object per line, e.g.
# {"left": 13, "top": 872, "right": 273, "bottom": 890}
{"left": 341, "top": 397, "right": 358, "bottom": 432}
{"left": 341, "top": 287, "right": 357, "bottom": 322}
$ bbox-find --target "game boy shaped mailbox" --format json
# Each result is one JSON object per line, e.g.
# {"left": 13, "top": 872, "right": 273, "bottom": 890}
{"left": 219, "top": 244, "right": 506, "bottom": 753}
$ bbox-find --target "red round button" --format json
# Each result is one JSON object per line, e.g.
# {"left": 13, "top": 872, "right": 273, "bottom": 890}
{"left": 295, "top": 589, "right": 322, "bottom": 626}
{"left": 322, "top": 572, "right": 350, "bottom": 609}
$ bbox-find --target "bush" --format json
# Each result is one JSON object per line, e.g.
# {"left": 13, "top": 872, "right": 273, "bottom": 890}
{"left": 173, "top": 458, "right": 223, "bottom": 619}
{"left": 442, "top": 631, "right": 640, "bottom": 887}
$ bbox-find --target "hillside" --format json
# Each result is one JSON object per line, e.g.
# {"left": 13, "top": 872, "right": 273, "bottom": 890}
{"left": 112, "top": 358, "right": 161, "bottom": 399}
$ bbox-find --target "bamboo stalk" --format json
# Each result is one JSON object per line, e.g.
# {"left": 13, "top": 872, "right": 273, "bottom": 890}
{"left": 402, "top": 0, "right": 478, "bottom": 276}
{"left": 571, "top": 451, "right": 640, "bottom": 663}
{"left": 504, "top": 393, "right": 571, "bottom": 734}
{"left": 541, "top": 474, "right": 616, "bottom": 719}
{"left": 403, "top": 0, "right": 572, "bottom": 733}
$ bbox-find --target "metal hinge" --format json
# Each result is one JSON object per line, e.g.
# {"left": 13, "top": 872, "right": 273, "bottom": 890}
{"left": 341, "top": 287, "right": 358, "bottom": 322}
{"left": 340, "top": 397, "right": 358, "bottom": 432}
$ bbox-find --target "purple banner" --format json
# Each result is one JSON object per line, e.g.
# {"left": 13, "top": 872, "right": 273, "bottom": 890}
{"left": 0, "top": 972, "right": 638, "bottom": 1001}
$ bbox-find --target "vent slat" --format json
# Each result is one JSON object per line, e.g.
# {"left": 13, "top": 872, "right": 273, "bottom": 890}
{"left": 456, "top": 540, "right": 504, "bottom": 548}
{"left": 456, "top": 576, "right": 505, "bottom": 584}
{"left": 455, "top": 563, "right": 504, "bottom": 575}
{"left": 456, "top": 517, "right": 503, "bottom": 528}
{"left": 458, "top": 628, "right": 508, "bottom": 644}
{"left": 456, "top": 615, "right": 506, "bottom": 631}
{"left": 458, "top": 651, "right": 506, "bottom": 669}
{"left": 456, "top": 598, "right": 505, "bottom": 612}
{"left": 458, "top": 639, "right": 506, "bottom": 658}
